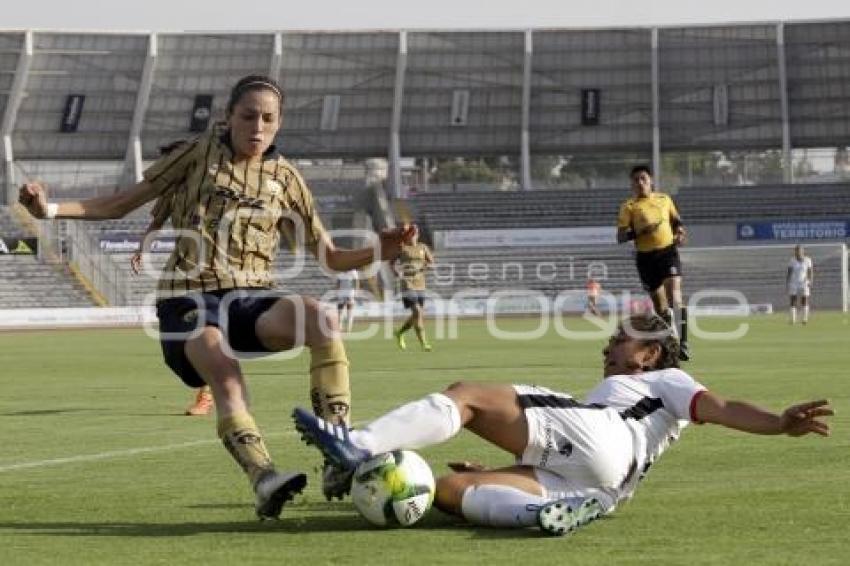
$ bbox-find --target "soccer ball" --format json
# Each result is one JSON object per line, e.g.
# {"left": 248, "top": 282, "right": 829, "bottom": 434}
{"left": 350, "top": 450, "right": 435, "bottom": 527}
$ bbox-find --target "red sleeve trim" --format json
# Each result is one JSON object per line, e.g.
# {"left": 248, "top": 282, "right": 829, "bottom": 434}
{"left": 689, "top": 389, "right": 708, "bottom": 424}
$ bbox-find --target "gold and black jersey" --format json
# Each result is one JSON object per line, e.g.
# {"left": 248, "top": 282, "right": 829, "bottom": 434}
{"left": 398, "top": 242, "right": 431, "bottom": 292}
{"left": 142, "top": 127, "right": 327, "bottom": 297}
{"left": 149, "top": 188, "right": 176, "bottom": 228}
{"left": 616, "top": 192, "right": 681, "bottom": 253}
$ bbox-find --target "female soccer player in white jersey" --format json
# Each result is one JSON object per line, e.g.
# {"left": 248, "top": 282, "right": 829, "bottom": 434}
{"left": 293, "top": 313, "right": 831, "bottom": 535}
{"left": 787, "top": 244, "right": 814, "bottom": 325}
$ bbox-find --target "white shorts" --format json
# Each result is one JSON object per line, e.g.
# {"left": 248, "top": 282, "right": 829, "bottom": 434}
{"left": 513, "top": 384, "right": 635, "bottom": 494}
{"left": 788, "top": 282, "right": 810, "bottom": 297}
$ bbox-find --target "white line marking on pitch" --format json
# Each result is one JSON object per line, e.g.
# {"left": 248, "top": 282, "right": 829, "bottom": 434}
{"left": 0, "top": 439, "right": 218, "bottom": 473}
{"left": 0, "top": 430, "right": 299, "bottom": 474}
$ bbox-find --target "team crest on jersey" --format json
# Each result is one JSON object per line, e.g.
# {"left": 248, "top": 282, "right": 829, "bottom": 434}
{"left": 265, "top": 179, "right": 284, "bottom": 197}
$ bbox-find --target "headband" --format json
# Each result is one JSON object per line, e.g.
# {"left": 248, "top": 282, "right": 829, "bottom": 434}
{"left": 235, "top": 80, "right": 283, "bottom": 100}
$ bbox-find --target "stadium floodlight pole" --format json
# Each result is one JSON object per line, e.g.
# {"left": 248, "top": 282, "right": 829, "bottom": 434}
{"left": 776, "top": 22, "right": 793, "bottom": 184}
{"left": 389, "top": 30, "right": 407, "bottom": 200}
{"left": 520, "top": 29, "right": 533, "bottom": 192}
{"left": 1, "top": 30, "right": 32, "bottom": 205}
{"left": 123, "top": 33, "right": 157, "bottom": 184}
{"left": 650, "top": 27, "right": 661, "bottom": 188}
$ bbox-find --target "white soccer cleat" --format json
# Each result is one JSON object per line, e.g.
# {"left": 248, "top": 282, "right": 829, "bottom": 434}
{"left": 537, "top": 497, "right": 604, "bottom": 536}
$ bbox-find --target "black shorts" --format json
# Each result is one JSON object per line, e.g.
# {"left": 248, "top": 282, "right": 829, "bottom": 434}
{"left": 155, "top": 289, "right": 280, "bottom": 388}
{"left": 635, "top": 245, "right": 682, "bottom": 292}
{"left": 401, "top": 290, "right": 426, "bottom": 310}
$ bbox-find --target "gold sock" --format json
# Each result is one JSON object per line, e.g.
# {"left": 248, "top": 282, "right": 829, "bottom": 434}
{"left": 217, "top": 412, "right": 274, "bottom": 487}
{"left": 414, "top": 327, "right": 426, "bottom": 345}
{"left": 309, "top": 340, "right": 351, "bottom": 426}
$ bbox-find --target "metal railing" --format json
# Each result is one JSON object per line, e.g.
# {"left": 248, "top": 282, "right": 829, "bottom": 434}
{"left": 62, "top": 220, "right": 130, "bottom": 306}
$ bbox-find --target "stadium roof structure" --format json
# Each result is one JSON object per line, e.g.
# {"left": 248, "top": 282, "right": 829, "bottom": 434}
{"left": 1, "top": 20, "right": 849, "bottom": 197}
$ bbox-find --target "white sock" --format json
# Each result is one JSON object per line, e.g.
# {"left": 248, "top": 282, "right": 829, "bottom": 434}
{"left": 802, "top": 306, "right": 809, "bottom": 323}
{"left": 667, "top": 307, "right": 679, "bottom": 339}
{"left": 460, "top": 484, "right": 545, "bottom": 528}
{"left": 349, "top": 393, "right": 462, "bottom": 454}
{"left": 346, "top": 310, "right": 355, "bottom": 332}
{"left": 790, "top": 307, "right": 797, "bottom": 323}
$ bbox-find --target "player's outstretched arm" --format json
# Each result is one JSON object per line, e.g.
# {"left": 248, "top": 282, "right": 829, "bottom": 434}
{"left": 19, "top": 180, "right": 159, "bottom": 221}
{"left": 321, "top": 224, "right": 416, "bottom": 272}
{"left": 694, "top": 391, "right": 832, "bottom": 437}
{"left": 616, "top": 227, "right": 634, "bottom": 244}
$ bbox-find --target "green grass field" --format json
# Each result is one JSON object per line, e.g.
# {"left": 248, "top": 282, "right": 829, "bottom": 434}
{"left": 1, "top": 314, "right": 848, "bottom": 565}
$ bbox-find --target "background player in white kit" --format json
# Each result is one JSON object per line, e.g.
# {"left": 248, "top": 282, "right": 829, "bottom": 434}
{"left": 787, "top": 245, "right": 814, "bottom": 325}
{"left": 336, "top": 269, "right": 360, "bottom": 332}
{"left": 293, "top": 313, "right": 832, "bottom": 536}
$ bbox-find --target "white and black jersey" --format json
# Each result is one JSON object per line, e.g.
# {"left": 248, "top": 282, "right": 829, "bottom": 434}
{"left": 585, "top": 368, "right": 706, "bottom": 494}
{"left": 514, "top": 368, "right": 706, "bottom": 508}
{"left": 787, "top": 257, "right": 813, "bottom": 296}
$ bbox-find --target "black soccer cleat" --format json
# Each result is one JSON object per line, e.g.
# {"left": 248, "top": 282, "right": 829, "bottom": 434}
{"left": 678, "top": 342, "right": 691, "bottom": 362}
{"left": 254, "top": 470, "right": 307, "bottom": 520}
{"left": 321, "top": 462, "right": 354, "bottom": 501}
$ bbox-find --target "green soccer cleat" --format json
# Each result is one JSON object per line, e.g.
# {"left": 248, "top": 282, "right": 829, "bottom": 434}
{"left": 394, "top": 329, "right": 407, "bottom": 350}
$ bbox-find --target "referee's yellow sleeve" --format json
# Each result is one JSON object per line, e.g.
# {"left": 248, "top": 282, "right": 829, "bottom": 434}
{"left": 668, "top": 196, "right": 681, "bottom": 221}
{"left": 616, "top": 201, "right": 632, "bottom": 229}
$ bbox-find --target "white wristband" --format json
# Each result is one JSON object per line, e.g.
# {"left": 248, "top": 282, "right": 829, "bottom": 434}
{"left": 45, "top": 203, "right": 59, "bottom": 219}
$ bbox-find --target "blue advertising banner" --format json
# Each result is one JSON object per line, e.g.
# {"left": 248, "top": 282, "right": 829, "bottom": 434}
{"left": 737, "top": 220, "right": 849, "bottom": 241}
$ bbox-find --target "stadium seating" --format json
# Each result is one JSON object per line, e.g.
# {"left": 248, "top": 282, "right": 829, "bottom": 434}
{"left": 0, "top": 255, "right": 97, "bottom": 308}
{"left": 108, "top": 248, "right": 341, "bottom": 307}
{"left": 0, "top": 206, "right": 23, "bottom": 235}
{"left": 0, "top": 206, "right": 95, "bottom": 309}
{"left": 410, "top": 183, "right": 850, "bottom": 232}
{"left": 426, "top": 245, "right": 639, "bottom": 298}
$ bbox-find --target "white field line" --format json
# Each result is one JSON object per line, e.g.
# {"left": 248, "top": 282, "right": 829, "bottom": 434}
{"left": 0, "top": 430, "right": 301, "bottom": 474}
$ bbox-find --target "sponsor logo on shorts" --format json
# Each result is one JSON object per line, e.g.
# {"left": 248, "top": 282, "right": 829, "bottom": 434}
{"left": 540, "top": 416, "right": 572, "bottom": 466}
